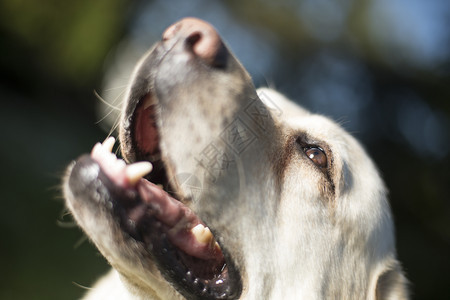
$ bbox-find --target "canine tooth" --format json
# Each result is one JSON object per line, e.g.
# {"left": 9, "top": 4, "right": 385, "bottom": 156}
{"left": 191, "top": 224, "right": 214, "bottom": 244}
{"left": 105, "top": 152, "right": 119, "bottom": 167}
{"left": 125, "top": 162, "right": 153, "bottom": 185}
{"left": 214, "top": 241, "right": 221, "bottom": 250}
{"left": 116, "top": 159, "right": 126, "bottom": 168}
{"left": 102, "top": 136, "right": 116, "bottom": 153}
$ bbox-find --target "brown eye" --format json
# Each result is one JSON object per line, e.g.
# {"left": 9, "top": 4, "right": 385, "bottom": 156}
{"left": 305, "top": 147, "right": 327, "bottom": 169}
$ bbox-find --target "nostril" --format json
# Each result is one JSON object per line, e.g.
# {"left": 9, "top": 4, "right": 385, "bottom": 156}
{"left": 162, "top": 18, "right": 228, "bottom": 68}
{"left": 188, "top": 30, "right": 227, "bottom": 68}
{"left": 185, "top": 31, "right": 202, "bottom": 49}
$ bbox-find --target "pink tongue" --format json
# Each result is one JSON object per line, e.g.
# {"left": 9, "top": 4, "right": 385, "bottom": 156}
{"left": 137, "top": 180, "right": 223, "bottom": 262}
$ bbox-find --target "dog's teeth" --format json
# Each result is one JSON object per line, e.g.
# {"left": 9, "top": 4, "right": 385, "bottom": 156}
{"left": 191, "top": 224, "right": 214, "bottom": 245}
{"left": 102, "top": 136, "right": 116, "bottom": 153}
{"left": 125, "top": 162, "right": 153, "bottom": 185}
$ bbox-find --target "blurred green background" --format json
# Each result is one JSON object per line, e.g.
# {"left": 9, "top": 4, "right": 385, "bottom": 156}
{"left": 0, "top": 0, "right": 449, "bottom": 299}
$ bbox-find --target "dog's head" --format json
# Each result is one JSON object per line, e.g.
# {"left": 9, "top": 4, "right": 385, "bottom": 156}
{"left": 64, "top": 18, "right": 408, "bottom": 299}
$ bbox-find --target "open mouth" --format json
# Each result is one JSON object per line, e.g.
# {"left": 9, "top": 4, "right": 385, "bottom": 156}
{"left": 85, "top": 90, "right": 240, "bottom": 299}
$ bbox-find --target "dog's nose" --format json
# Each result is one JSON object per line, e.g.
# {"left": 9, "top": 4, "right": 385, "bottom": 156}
{"left": 162, "top": 18, "right": 227, "bottom": 67}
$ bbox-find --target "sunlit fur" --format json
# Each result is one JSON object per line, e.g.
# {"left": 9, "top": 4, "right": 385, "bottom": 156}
{"left": 64, "top": 24, "right": 408, "bottom": 299}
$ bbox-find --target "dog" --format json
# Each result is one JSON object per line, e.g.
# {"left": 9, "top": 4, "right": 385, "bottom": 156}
{"left": 64, "top": 18, "right": 409, "bottom": 299}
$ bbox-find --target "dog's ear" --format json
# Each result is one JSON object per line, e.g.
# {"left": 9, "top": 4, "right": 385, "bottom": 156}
{"left": 375, "top": 264, "right": 409, "bottom": 300}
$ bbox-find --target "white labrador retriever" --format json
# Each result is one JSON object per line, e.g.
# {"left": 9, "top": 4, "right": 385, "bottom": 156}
{"left": 64, "top": 18, "right": 409, "bottom": 299}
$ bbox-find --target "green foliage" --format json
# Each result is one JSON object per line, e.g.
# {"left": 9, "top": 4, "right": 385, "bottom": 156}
{"left": 0, "top": 0, "right": 128, "bottom": 86}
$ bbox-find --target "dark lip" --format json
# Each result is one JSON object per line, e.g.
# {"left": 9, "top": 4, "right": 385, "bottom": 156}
{"left": 68, "top": 155, "right": 238, "bottom": 299}
{"left": 119, "top": 42, "right": 243, "bottom": 299}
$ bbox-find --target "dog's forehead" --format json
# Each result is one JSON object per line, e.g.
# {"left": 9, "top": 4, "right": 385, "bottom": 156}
{"left": 258, "top": 88, "right": 352, "bottom": 148}
{"left": 258, "top": 87, "right": 310, "bottom": 119}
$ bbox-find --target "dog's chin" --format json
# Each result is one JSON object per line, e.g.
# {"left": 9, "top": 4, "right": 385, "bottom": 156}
{"left": 74, "top": 89, "right": 242, "bottom": 299}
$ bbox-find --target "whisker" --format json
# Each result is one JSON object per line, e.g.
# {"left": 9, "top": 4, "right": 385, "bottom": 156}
{"left": 74, "top": 235, "right": 89, "bottom": 249}
{"left": 103, "top": 84, "right": 129, "bottom": 92}
{"left": 56, "top": 219, "right": 79, "bottom": 228}
{"left": 94, "top": 90, "right": 121, "bottom": 111}
{"left": 106, "top": 115, "right": 122, "bottom": 140}
{"left": 72, "top": 282, "right": 92, "bottom": 291}
{"left": 96, "top": 108, "right": 119, "bottom": 125}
